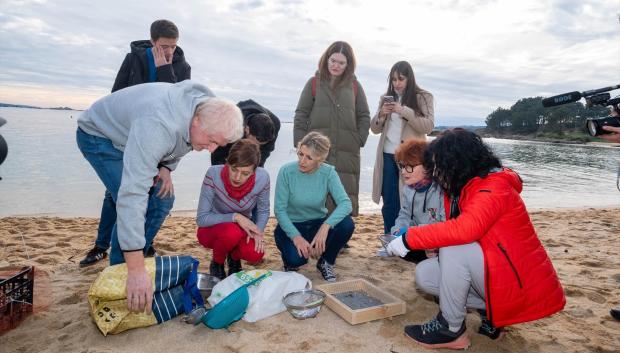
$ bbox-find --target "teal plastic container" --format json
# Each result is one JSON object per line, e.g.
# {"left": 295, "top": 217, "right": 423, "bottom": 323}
{"left": 201, "top": 274, "right": 268, "bottom": 329}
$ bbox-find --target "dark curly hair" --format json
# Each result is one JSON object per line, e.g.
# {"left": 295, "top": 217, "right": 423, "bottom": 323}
{"left": 246, "top": 113, "right": 275, "bottom": 144}
{"left": 423, "top": 128, "right": 502, "bottom": 198}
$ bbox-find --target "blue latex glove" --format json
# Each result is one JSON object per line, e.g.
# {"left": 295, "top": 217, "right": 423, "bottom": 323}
{"left": 392, "top": 226, "right": 408, "bottom": 237}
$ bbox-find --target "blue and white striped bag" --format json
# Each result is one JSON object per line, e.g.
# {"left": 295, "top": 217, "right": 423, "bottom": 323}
{"left": 88, "top": 255, "right": 204, "bottom": 335}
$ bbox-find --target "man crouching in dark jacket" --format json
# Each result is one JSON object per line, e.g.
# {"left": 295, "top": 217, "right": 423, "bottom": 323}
{"left": 112, "top": 19, "right": 191, "bottom": 92}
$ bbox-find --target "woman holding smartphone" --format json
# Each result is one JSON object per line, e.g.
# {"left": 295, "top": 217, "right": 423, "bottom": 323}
{"left": 371, "top": 61, "right": 435, "bottom": 234}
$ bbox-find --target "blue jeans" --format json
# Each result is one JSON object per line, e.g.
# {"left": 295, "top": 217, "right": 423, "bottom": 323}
{"left": 381, "top": 153, "right": 400, "bottom": 234}
{"left": 95, "top": 191, "right": 116, "bottom": 250}
{"left": 274, "top": 216, "right": 355, "bottom": 267}
{"left": 76, "top": 128, "right": 174, "bottom": 265}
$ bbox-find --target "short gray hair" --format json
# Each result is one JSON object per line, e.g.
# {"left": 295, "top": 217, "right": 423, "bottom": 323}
{"left": 297, "top": 131, "right": 331, "bottom": 162}
{"left": 194, "top": 97, "right": 243, "bottom": 143}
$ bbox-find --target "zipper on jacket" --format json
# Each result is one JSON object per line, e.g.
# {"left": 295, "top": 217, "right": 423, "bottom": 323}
{"left": 497, "top": 243, "right": 523, "bottom": 288}
{"left": 485, "top": 261, "right": 493, "bottom": 324}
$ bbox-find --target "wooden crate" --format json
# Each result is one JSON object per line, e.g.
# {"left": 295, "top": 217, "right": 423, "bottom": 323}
{"left": 317, "top": 279, "right": 406, "bottom": 325}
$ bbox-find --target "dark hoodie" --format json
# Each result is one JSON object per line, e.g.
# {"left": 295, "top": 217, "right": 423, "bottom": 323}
{"left": 111, "top": 40, "right": 191, "bottom": 92}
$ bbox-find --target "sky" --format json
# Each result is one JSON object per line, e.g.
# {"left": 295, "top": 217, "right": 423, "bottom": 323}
{"left": 0, "top": 0, "right": 619, "bottom": 125}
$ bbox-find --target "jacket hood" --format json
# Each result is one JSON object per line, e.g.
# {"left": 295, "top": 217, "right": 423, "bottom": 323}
{"left": 129, "top": 40, "right": 186, "bottom": 62}
{"left": 495, "top": 167, "right": 523, "bottom": 194}
{"left": 167, "top": 80, "right": 215, "bottom": 142}
{"left": 466, "top": 167, "right": 523, "bottom": 194}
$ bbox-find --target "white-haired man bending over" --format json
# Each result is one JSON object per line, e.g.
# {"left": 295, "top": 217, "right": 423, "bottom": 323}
{"left": 76, "top": 80, "right": 243, "bottom": 313}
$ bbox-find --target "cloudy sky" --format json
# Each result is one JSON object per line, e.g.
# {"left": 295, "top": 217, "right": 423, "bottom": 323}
{"left": 1, "top": 0, "right": 618, "bottom": 125}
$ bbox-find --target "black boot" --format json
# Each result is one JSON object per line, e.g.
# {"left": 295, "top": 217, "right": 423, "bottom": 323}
{"left": 477, "top": 309, "right": 504, "bottom": 340}
{"left": 227, "top": 254, "right": 242, "bottom": 275}
{"left": 209, "top": 260, "right": 226, "bottom": 280}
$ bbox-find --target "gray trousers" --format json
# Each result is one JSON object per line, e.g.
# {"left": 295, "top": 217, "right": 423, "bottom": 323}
{"left": 415, "top": 243, "right": 486, "bottom": 330}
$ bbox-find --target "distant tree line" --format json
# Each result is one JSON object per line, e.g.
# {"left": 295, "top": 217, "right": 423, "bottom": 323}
{"left": 485, "top": 97, "right": 609, "bottom": 134}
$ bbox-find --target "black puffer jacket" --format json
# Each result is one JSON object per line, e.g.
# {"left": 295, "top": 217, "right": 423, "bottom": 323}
{"left": 211, "top": 99, "right": 281, "bottom": 167}
{"left": 111, "top": 40, "right": 191, "bottom": 92}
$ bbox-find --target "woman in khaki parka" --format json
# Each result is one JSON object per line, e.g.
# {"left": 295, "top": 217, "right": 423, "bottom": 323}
{"left": 370, "top": 61, "right": 434, "bottom": 233}
{"left": 293, "top": 41, "right": 371, "bottom": 216}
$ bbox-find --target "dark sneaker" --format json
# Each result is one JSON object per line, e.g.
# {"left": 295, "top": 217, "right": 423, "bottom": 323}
{"left": 145, "top": 246, "right": 157, "bottom": 258}
{"left": 227, "top": 254, "right": 242, "bottom": 275}
{"left": 611, "top": 308, "right": 620, "bottom": 321}
{"left": 316, "top": 258, "right": 336, "bottom": 282}
{"left": 283, "top": 265, "right": 299, "bottom": 272}
{"left": 404, "top": 312, "right": 470, "bottom": 350}
{"left": 79, "top": 246, "right": 108, "bottom": 267}
{"left": 209, "top": 260, "right": 227, "bottom": 280}
{"left": 477, "top": 309, "right": 504, "bottom": 340}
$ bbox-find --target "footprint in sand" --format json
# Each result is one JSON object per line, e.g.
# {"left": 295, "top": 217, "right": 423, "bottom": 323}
{"left": 565, "top": 307, "right": 595, "bottom": 319}
{"left": 585, "top": 291, "right": 606, "bottom": 304}
{"left": 581, "top": 260, "right": 604, "bottom": 268}
{"left": 564, "top": 287, "right": 585, "bottom": 298}
{"left": 58, "top": 292, "right": 83, "bottom": 305}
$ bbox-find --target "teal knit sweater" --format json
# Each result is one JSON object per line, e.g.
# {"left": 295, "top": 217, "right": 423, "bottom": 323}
{"left": 274, "top": 161, "right": 352, "bottom": 239}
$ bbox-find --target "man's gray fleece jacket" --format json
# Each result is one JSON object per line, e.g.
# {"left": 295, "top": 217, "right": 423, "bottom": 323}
{"left": 78, "top": 80, "right": 214, "bottom": 251}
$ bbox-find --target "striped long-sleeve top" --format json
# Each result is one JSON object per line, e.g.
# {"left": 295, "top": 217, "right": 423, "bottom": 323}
{"left": 196, "top": 165, "right": 270, "bottom": 231}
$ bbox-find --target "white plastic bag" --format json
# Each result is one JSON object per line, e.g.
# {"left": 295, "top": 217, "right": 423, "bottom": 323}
{"left": 208, "top": 269, "right": 311, "bottom": 322}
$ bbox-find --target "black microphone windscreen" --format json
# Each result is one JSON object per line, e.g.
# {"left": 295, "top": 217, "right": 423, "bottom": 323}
{"left": 542, "top": 91, "right": 582, "bottom": 107}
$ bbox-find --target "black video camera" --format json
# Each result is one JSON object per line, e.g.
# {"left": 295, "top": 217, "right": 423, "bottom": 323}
{"left": 542, "top": 84, "right": 620, "bottom": 136}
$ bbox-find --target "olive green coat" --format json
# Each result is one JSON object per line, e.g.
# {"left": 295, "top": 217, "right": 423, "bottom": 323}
{"left": 293, "top": 75, "right": 371, "bottom": 216}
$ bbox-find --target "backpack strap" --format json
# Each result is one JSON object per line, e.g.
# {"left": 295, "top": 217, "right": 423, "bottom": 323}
{"left": 311, "top": 76, "right": 317, "bottom": 98}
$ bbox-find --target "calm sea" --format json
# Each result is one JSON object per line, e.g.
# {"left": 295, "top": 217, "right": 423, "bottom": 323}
{"left": 0, "top": 107, "right": 618, "bottom": 217}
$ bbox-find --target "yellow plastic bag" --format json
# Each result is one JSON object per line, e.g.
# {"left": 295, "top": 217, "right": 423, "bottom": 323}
{"left": 88, "top": 256, "right": 201, "bottom": 335}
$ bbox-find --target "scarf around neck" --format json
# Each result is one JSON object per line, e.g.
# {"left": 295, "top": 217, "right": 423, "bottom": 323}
{"left": 221, "top": 165, "right": 256, "bottom": 201}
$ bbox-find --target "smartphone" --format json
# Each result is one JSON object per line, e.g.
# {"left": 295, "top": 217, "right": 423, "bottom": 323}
{"left": 383, "top": 95, "right": 395, "bottom": 103}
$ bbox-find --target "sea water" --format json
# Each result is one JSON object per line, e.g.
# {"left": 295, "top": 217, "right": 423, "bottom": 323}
{"left": 0, "top": 107, "right": 618, "bottom": 217}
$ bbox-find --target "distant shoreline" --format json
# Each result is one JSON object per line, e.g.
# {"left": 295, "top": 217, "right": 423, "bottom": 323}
{"left": 430, "top": 128, "right": 620, "bottom": 146}
{"left": 477, "top": 132, "right": 620, "bottom": 147}
{"left": 0, "top": 102, "right": 80, "bottom": 111}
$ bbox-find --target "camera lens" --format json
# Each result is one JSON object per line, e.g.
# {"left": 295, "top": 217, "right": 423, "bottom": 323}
{"left": 586, "top": 120, "right": 598, "bottom": 137}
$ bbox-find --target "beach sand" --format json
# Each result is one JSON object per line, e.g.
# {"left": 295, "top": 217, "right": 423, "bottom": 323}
{"left": 1, "top": 208, "right": 619, "bottom": 353}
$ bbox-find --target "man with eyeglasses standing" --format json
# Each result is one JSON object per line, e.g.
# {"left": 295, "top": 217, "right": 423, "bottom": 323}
{"left": 79, "top": 19, "right": 191, "bottom": 267}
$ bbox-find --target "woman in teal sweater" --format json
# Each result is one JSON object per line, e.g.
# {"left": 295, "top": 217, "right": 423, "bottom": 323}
{"left": 274, "top": 132, "right": 355, "bottom": 282}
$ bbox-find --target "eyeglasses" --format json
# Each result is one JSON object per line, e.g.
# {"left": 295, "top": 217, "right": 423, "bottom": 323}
{"left": 397, "top": 163, "right": 416, "bottom": 173}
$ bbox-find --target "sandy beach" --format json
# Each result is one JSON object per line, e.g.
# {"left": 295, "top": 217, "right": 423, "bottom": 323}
{"left": 1, "top": 208, "right": 619, "bottom": 353}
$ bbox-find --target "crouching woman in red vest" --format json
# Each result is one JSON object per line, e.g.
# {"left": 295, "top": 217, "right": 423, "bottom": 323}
{"left": 386, "top": 128, "right": 565, "bottom": 350}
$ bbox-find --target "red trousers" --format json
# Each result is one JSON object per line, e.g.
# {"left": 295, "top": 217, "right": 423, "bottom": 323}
{"left": 196, "top": 222, "right": 264, "bottom": 264}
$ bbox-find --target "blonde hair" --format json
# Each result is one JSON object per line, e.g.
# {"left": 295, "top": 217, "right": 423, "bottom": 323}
{"left": 297, "top": 131, "right": 331, "bottom": 162}
{"left": 194, "top": 97, "right": 243, "bottom": 143}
